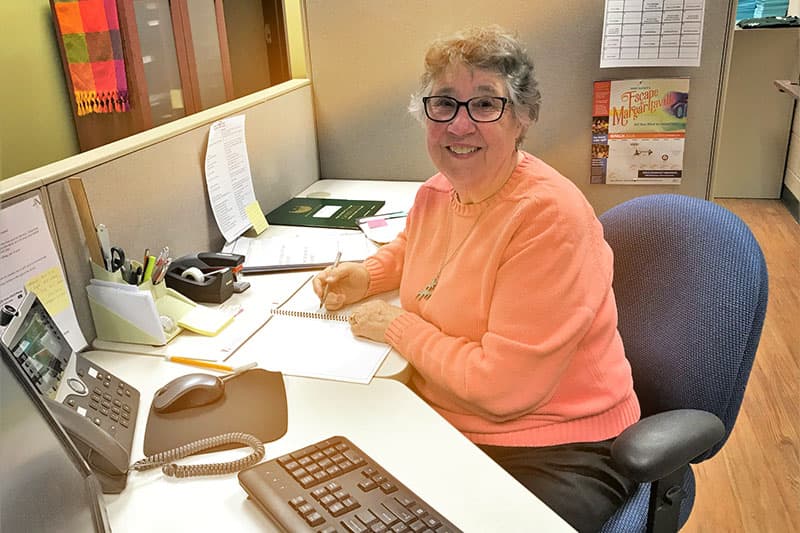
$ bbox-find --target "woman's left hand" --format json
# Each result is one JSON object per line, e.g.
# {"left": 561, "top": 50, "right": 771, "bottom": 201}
{"left": 348, "top": 300, "right": 405, "bottom": 343}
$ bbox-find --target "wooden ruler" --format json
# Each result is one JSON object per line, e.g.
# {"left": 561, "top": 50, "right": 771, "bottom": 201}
{"left": 67, "top": 177, "right": 105, "bottom": 267}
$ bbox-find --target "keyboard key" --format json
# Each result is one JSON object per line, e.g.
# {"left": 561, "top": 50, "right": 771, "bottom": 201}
{"left": 407, "top": 521, "right": 426, "bottom": 532}
{"left": 375, "top": 507, "right": 399, "bottom": 526}
{"left": 297, "top": 503, "right": 314, "bottom": 515}
{"left": 305, "top": 511, "right": 324, "bottom": 526}
{"left": 358, "top": 478, "right": 378, "bottom": 492}
{"left": 292, "top": 445, "right": 319, "bottom": 459}
{"left": 356, "top": 509, "right": 378, "bottom": 526}
{"left": 380, "top": 482, "right": 397, "bottom": 494}
{"left": 383, "top": 500, "right": 416, "bottom": 523}
{"left": 342, "top": 517, "right": 369, "bottom": 533}
{"left": 328, "top": 501, "right": 346, "bottom": 517}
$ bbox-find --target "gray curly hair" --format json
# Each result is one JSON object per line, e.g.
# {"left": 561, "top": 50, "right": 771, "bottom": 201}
{"left": 408, "top": 26, "right": 541, "bottom": 147}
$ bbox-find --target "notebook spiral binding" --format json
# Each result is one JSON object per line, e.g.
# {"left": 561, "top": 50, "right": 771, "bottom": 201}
{"left": 271, "top": 308, "right": 349, "bottom": 322}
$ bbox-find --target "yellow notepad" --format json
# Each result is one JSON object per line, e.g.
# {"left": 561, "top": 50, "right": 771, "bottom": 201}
{"left": 177, "top": 305, "right": 234, "bottom": 336}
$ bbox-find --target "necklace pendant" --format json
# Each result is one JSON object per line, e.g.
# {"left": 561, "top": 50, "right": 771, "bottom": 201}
{"left": 416, "top": 276, "right": 438, "bottom": 300}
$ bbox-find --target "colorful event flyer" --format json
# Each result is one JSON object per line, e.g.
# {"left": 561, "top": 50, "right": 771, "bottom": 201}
{"left": 591, "top": 78, "right": 689, "bottom": 185}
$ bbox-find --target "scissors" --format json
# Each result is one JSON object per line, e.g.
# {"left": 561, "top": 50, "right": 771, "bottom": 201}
{"left": 109, "top": 247, "right": 126, "bottom": 272}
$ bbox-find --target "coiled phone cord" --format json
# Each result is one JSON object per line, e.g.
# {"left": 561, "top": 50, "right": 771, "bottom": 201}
{"left": 130, "top": 432, "right": 264, "bottom": 478}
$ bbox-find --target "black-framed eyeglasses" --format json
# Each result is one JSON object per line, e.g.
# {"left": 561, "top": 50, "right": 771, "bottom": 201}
{"left": 422, "top": 95, "right": 509, "bottom": 123}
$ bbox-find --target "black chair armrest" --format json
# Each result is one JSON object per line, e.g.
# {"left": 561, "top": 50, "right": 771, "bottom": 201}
{"left": 611, "top": 409, "right": 725, "bottom": 482}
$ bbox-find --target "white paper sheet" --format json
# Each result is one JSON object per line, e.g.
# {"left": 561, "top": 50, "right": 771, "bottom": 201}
{"left": 204, "top": 115, "right": 258, "bottom": 243}
{"left": 600, "top": 0, "right": 706, "bottom": 68}
{"left": 86, "top": 281, "right": 165, "bottom": 343}
{"left": 223, "top": 232, "right": 378, "bottom": 272}
{"left": 0, "top": 195, "right": 88, "bottom": 350}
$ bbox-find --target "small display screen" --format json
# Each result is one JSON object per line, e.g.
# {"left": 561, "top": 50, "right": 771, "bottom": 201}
{"left": 8, "top": 300, "right": 70, "bottom": 399}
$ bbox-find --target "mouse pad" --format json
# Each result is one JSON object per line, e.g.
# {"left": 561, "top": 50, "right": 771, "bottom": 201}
{"left": 143, "top": 369, "right": 288, "bottom": 456}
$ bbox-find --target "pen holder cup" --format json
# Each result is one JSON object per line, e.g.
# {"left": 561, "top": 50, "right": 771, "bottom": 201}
{"left": 91, "top": 261, "right": 125, "bottom": 283}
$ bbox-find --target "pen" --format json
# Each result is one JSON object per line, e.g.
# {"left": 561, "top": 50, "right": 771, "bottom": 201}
{"left": 319, "top": 250, "right": 342, "bottom": 310}
{"left": 357, "top": 211, "right": 407, "bottom": 223}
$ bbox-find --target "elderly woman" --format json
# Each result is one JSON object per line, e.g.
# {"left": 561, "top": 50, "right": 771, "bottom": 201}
{"left": 314, "top": 26, "right": 640, "bottom": 531}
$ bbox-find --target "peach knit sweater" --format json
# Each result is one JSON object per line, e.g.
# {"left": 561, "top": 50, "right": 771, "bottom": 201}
{"left": 363, "top": 152, "right": 640, "bottom": 447}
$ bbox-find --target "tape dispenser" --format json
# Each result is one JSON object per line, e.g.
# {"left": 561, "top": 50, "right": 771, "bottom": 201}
{"left": 165, "top": 252, "right": 246, "bottom": 304}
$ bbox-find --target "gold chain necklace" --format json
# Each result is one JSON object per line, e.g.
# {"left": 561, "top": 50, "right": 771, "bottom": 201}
{"left": 416, "top": 207, "right": 488, "bottom": 300}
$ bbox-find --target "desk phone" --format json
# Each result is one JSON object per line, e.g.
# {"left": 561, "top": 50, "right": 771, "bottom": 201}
{"left": 1, "top": 293, "right": 140, "bottom": 494}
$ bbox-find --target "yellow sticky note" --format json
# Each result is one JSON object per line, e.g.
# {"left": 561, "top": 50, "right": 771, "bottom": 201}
{"left": 24, "top": 267, "right": 70, "bottom": 316}
{"left": 245, "top": 201, "right": 269, "bottom": 235}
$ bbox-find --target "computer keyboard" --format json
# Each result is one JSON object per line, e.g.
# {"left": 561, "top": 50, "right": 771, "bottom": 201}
{"left": 238, "top": 435, "right": 462, "bottom": 532}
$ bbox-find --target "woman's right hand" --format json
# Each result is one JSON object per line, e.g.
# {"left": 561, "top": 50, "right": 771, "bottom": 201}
{"left": 312, "top": 261, "right": 370, "bottom": 310}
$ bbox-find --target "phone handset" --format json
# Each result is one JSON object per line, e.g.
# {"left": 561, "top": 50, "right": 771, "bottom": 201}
{"left": 45, "top": 398, "right": 130, "bottom": 493}
{"left": 130, "top": 432, "right": 264, "bottom": 478}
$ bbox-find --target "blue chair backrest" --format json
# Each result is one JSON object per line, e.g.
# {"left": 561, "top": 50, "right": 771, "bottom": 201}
{"left": 600, "top": 194, "right": 768, "bottom": 460}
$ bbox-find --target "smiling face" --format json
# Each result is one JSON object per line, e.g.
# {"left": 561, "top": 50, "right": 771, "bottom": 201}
{"left": 425, "top": 63, "right": 523, "bottom": 202}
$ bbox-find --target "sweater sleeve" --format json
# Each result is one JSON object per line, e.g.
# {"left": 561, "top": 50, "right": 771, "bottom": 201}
{"left": 362, "top": 230, "right": 407, "bottom": 296}
{"left": 385, "top": 196, "right": 612, "bottom": 422}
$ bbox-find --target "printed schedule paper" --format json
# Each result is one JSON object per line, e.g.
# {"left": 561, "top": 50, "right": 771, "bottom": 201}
{"left": 600, "top": 0, "right": 706, "bottom": 68}
{"left": 204, "top": 115, "right": 267, "bottom": 243}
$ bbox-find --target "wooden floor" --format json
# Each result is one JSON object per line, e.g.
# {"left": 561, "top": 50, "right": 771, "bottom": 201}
{"left": 682, "top": 199, "right": 799, "bottom": 533}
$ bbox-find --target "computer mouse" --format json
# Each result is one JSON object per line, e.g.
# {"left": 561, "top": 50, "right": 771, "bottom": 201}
{"left": 152, "top": 373, "right": 224, "bottom": 413}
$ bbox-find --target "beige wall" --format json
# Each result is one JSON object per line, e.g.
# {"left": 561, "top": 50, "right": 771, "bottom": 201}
{"left": 0, "top": 1, "right": 78, "bottom": 180}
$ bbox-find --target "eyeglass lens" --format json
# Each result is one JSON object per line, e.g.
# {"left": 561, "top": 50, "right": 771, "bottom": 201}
{"left": 424, "top": 96, "right": 507, "bottom": 122}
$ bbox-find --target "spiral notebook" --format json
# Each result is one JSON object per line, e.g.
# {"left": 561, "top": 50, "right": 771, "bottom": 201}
{"left": 230, "top": 275, "right": 396, "bottom": 384}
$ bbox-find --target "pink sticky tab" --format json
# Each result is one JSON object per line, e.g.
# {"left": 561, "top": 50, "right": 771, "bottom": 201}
{"left": 367, "top": 219, "right": 388, "bottom": 228}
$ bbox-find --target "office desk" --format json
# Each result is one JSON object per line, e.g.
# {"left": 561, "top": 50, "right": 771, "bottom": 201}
{"left": 93, "top": 179, "right": 422, "bottom": 381}
{"left": 84, "top": 349, "right": 574, "bottom": 532}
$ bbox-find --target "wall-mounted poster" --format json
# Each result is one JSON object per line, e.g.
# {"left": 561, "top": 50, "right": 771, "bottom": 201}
{"left": 591, "top": 78, "right": 689, "bottom": 185}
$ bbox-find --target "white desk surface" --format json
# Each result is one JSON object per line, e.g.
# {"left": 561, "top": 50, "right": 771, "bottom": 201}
{"left": 85, "top": 179, "right": 574, "bottom": 531}
{"left": 92, "top": 179, "right": 422, "bottom": 381}
{"left": 85, "top": 349, "right": 573, "bottom": 532}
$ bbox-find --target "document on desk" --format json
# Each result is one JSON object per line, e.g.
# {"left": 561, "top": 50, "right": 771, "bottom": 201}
{"left": 229, "top": 275, "right": 395, "bottom": 384}
{"left": 222, "top": 232, "right": 378, "bottom": 273}
{"left": 204, "top": 115, "right": 268, "bottom": 243}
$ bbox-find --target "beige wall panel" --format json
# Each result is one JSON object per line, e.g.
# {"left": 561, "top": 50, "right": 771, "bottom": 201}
{"left": 45, "top": 84, "right": 319, "bottom": 339}
{"left": 713, "top": 28, "right": 800, "bottom": 198}
{"left": 304, "top": 0, "right": 736, "bottom": 214}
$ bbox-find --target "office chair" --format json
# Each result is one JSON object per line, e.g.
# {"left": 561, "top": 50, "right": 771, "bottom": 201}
{"left": 598, "top": 194, "right": 768, "bottom": 533}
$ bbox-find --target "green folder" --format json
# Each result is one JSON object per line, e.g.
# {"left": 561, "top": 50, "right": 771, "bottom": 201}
{"left": 266, "top": 197, "right": 385, "bottom": 229}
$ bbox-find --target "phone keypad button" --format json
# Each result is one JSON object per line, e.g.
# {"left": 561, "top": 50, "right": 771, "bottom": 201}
{"left": 67, "top": 377, "right": 87, "bottom": 395}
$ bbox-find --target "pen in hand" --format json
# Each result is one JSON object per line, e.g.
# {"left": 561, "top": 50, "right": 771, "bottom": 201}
{"left": 319, "top": 251, "right": 342, "bottom": 310}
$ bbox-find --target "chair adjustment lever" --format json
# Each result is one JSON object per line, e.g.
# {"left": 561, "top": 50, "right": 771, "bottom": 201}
{"left": 647, "top": 466, "right": 689, "bottom": 533}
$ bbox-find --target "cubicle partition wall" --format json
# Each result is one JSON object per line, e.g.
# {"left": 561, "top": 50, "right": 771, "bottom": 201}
{"left": 302, "top": 0, "right": 737, "bottom": 214}
{"left": 1, "top": 80, "right": 319, "bottom": 341}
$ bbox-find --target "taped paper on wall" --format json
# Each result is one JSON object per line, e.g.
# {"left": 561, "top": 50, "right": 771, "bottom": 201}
{"left": 0, "top": 195, "right": 87, "bottom": 350}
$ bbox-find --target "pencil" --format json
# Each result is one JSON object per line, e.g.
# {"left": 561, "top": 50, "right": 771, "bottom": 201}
{"left": 319, "top": 250, "right": 342, "bottom": 310}
{"left": 166, "top": 356, "right": 233, "bottom": 373}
